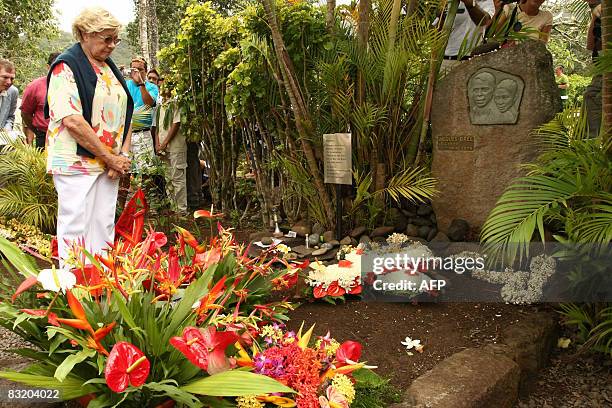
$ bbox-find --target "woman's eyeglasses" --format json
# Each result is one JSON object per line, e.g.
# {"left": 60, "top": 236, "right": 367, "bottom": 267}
{"left": 97, "top": 35, "right": 122, "bottom": 45}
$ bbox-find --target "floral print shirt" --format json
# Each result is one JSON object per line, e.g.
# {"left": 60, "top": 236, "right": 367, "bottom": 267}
{"left": 46, "top": 62, "right": 128, "bottom": 175}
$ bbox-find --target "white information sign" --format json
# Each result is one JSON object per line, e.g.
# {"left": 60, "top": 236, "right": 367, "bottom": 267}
{"left": 323, "top": 133, "right": 352, "bottom": 185}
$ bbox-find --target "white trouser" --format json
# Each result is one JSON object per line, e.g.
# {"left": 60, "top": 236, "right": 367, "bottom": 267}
{"left": 53, "top": 172, "right": 119, "bottom": 267}
{"left": 130, "top": 129, "right": 155, "bottom": 173}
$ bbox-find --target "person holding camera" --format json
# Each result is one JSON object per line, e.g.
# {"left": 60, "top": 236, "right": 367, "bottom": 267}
{"left": 127, "top": 56, "right": 159, "bottom": 174}
{"left": 497, "top": 0, "right": 553, "bottom": 43}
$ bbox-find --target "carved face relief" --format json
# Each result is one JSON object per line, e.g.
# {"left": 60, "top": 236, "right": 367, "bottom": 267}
{"left": 494, "top": 79, "right": 518, "bottom": 113}
{"left": 467, "top": 68, "right": 524, "bottom": 125}
{"left": 469, "top": 72, "right": 496, "bottom": 108}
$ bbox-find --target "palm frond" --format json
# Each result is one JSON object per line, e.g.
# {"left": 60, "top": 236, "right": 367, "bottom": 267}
{"left": 380, "top": 166, "right": 438, "bottom": 203}
{"left": 481, "top": 173, "right": 580, "bottom": 264}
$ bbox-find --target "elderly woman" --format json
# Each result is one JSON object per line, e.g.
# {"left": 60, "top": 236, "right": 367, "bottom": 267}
{"left": 45, "top": 7, "right": 133, "bottom": 266}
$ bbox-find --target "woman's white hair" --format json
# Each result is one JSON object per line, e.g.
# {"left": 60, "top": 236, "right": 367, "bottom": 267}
{"left": 72, "top": 7, "right": 122, "bottom": 42}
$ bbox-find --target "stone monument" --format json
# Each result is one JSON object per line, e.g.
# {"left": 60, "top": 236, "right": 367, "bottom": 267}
{"left": 431, "top": 41, "right": 561, "bottom": 232}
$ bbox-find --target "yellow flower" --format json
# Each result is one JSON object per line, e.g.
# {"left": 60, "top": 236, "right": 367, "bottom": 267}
{"left": 331, "top": 374, "right": 356, "bottom": 404}
{"left": 236, "top": 395, "right": 264, "bottom": 408}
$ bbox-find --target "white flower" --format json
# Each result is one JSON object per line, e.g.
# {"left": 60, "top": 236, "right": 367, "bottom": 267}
{"left": 274, "top": 244, "right": 291, "bottom": 254}
{"left": 37, "top": 268, "right": 76, "bottom": 293}
{"left": 401, "top": 337, "right": 422, "bottom": 351}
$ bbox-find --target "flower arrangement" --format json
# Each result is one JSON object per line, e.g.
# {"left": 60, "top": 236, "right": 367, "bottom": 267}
{"left": 232, "top": 323, "right": 376, "bottom": 407}
{"left": 0, "top": 217, "right": 298, "bottom": 407}
{"left": 305, "top": 245, "right": 363, "bottom": 301}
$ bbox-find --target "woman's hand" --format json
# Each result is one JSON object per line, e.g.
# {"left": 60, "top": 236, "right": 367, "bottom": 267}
{"left": 107, "top": 168, "right": 121, "bottom": 180}
{"left": 103, "top": 153, "right": 131, "bottom": 174}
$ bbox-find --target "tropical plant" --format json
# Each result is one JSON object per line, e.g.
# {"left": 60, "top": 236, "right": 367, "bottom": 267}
{"left": 482, "top": 106, "right": 612, "bottom": 356}
{"left": 161, "top": 0, "right": 443, "bottom": 229}
{"left": 0, "top": 140, "right": 57, "bottom": 233}
{"left": 480, "top": 106, "right": 612, "bottom": 266}
{"left": 558, "top": 302, "right": 612, "bottom": 357}
{"left": 0, "top": 222, "right": 299, "bottom": 407}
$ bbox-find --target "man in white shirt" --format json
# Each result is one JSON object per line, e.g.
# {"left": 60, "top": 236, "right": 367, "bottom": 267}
{"left": 0, "top": 59, "right": 18, "bottom": 132}
{"left": 441, "top": 0, "right": 501, "bottom": 73}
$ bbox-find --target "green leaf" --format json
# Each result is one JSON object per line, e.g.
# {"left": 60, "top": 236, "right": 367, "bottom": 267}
{"left": 180, "top": 370, "right": 295, "bottom": 396}
{"left": 54, "top": 349, "right": 96, "bottom": 382}
{"left": 144, "top": 381, "right": 201, "bottom": 408}
{"left": 0, "top": 236, "right": 38, "bottom": 278}
{"left": 112, "top": 290, "right": 141, "bottom": 337}
{"left": 166, "top": 267, "right": 215, "bottom": 337}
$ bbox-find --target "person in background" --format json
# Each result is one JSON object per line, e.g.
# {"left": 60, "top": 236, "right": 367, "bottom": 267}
{"left": 0, "top": 59, "right": 18, "bottom": 132}
{"left": 127, "top": 56, "right": 158, "bottom": 173}
{"left": 555, "top": 66, "right": 569, "bottom": 109}
{"left": 45, "top": 7, "right": 133, "bottom": 266}
{"left": 152, "top": 83, "right": 187, "bottom": 214}
{"left": 20, "top": 52, "right": 61, "bottom": 148}
{"left": 147, "top": 68, "right": 163, "bottom": 105}
{"left": 497, "top": 0, "right": 553, "bottom": 43}
{"left": 583, "top": 0, "right": 602, "bottom": 137}
{"left": 441, "top": 0, "right": 499, "bottom": 72}
{"left": 147, "top": 68, "right": 160, "bottom": 86}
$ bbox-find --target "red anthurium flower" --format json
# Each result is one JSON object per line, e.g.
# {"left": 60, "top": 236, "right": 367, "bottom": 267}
{"left": 170, "top": 326, "right": 238, "bottom": 375}
{"left": 313, "top": 285, "right": 327, "bottom": 299}
{"left": 336, "top": 341, "right": 362, "bottom": 367}
{"left": 105, "top": 342, "right": 150, "bottom": 392}
{"left": 326, "top": 282, "right": 346, "bottom": 297}
{"left": 12, "top": 276, "right": 38, "bottom": 303}
{"left": 193, "top": 209, "right": 224, "bottom": 219}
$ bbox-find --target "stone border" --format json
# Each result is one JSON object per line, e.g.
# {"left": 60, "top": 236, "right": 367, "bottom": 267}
{"left": 390, "top": 311, "right": 558, "bottom": 408}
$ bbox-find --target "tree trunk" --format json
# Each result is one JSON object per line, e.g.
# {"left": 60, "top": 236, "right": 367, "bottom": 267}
{"left": 415, "top": 0, "right": 460, "bottom": 165}
{"left": 406, "top": 0, "right": 417, "bottom": 16}
{"left": 147, "top": 0, "right": 160, "bottom": 67}
{"left": 137, "top": 0, "right": 150, "bottom": 62}
{"left": 388, "top": 0, "right": 402, "bottom": 52}
{"left": 357, "top": 0, "right": 370, "bottom": 105}
{"left": 326, "top": 0, "right": 336, "bottom": 33}
{"left": 602, "top": 0, "right": 611, "bottom": 143}
{"left": 261, "top": 0, "right": 335, "bottom": 227}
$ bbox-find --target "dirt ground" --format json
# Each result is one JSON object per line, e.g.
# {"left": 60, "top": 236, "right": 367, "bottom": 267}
{"left": 286, "top": 299, "right": 546, "bottom": 388}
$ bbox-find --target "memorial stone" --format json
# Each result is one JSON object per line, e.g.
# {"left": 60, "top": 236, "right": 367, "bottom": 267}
{"left": 431, "top": 41, "right": 561, "bottom": 231}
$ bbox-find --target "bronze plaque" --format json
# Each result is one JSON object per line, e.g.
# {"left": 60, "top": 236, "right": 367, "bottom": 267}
{"left": 437, "top": 135, "right": 474, "bottom": 151}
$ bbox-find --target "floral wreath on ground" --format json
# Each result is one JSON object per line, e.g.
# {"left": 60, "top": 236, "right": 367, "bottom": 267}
{"left": 305, "top": 245, "right": 364, "bottom": 301}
